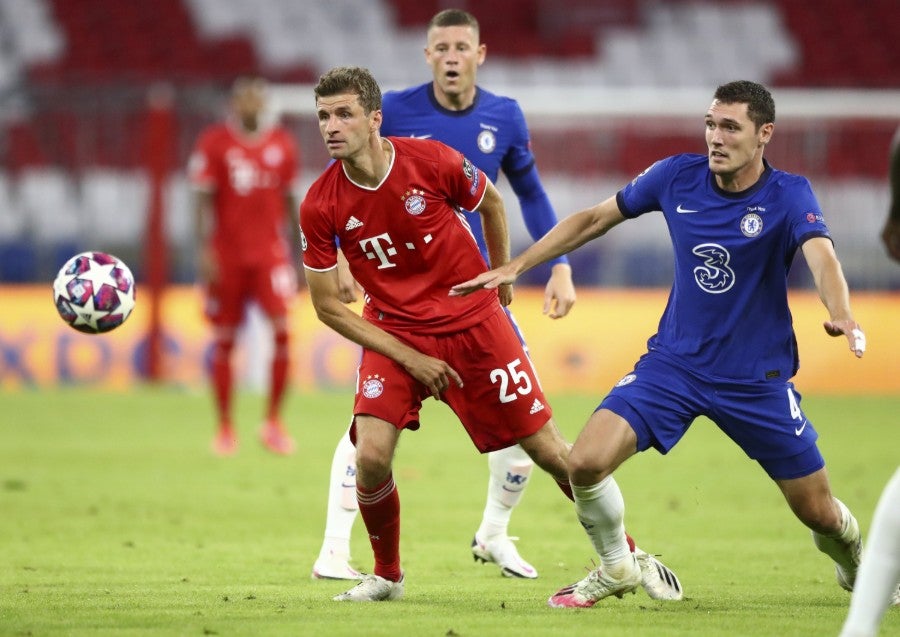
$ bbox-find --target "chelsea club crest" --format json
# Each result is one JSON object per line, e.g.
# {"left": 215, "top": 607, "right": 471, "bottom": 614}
{"left": 740, "top": 213, "right": 763, "bottom": 238}
{"left": 477, "top": 130, "right": 496, "bottom": 154}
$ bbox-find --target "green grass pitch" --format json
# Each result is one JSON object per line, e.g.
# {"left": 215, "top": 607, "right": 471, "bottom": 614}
{"left": 1, "top": 387, "right": 897, "bottom": 636}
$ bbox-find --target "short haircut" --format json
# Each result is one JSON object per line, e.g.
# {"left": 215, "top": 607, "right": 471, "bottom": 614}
{"left": 231, "top": 76, "right": 267, "bottom": 97}
{"left": 428, "top": 8, "right": 480, "bottom": 37}
{"left": 713, "top": 80, "right": 776, "bottom": 129}
{"left": 314, "top": 66, "right": 382, "bottom": 114}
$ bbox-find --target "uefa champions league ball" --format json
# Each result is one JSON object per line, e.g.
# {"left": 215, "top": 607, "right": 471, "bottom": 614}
{"left": 52, "top": 251, "right": 136, "bottom": 334}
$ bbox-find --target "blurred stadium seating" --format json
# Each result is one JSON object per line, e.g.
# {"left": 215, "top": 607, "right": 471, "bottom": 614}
{"left": 0, "top": 0, "right": 898, "bottom": 287}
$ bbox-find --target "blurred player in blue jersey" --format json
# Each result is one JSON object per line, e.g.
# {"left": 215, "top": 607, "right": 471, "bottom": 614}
{"left": 311, "top": 7, "right": 574, "bottom": 583}
{"left": 453, "top": 80, "right": 872, "bottom": 608}
{"left": 312, "top": 9, "right": 678, "bottom": 600}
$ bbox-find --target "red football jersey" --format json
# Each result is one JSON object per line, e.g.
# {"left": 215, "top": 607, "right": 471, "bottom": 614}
{"left": 189, "top": 121, "right": 298, "bottom": 265}
{"left": 301, "top": 137, "right": 499, "bottom": 334}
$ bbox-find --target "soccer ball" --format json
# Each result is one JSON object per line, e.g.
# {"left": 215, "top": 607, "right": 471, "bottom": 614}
{"left": 52, "top": 251, "right": 136, "bottom": 334}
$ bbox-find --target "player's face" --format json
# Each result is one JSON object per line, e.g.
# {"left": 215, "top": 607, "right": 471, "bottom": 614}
{"left": 705, "top": 100, "right": 773, "bottom": 182}
{"left": 425, "top": 25, "right": 485, "bottom": 106}
{"left": 232, "top": 84, "right": 267, "bottom": 131}
{"left": 316, "top": 93, "right": 380, "bottom": 160}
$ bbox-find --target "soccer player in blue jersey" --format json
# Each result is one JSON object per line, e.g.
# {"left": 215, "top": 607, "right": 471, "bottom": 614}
{"left": 452, "top": 80, "right": 871, "bottom": 607}
{"left": 311, "top": 7, "right": 575, "bottom": 583}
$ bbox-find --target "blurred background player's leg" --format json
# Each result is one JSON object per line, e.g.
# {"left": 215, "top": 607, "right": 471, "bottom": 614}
{"left": 210, "top": 325, "right": 237, "bottom": 455}
{"left": 258, "top": 315, "right": 295, "bottom": 455}
{"left": 840, "top": 468, "right": 900, "bottom": 637}
{"left": 312, "top": 427, "right": 362, "bottom": 580}
{"left": 471, "top": 444, "right": 537, "bottom": 578}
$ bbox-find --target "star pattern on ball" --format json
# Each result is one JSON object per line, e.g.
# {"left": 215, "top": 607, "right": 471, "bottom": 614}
{"left": 53, "top": 270, "right": 79, "bottom": 300}
{"left": 79, "top": 260, "right": 122, "bottom": 291}
{"left": 69, "top": 293, "right": 110, "bottom": 331}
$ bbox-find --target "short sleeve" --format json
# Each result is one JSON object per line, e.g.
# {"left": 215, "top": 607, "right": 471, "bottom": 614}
{"left": 438, "top": 143, "right": 488, "bottom": 212}
{"left": 299, "top": 191, "right": 337, "bottom": 271}
{"left": 616, "top": 157, "right": 675, "bottom": 218}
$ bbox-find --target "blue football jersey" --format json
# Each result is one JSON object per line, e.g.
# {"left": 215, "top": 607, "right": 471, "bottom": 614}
{"left": 616, "top": 154, "right": 831, "bottom": 382}
{"left": 381, "top": 82, "right": 536, "bottom": 262}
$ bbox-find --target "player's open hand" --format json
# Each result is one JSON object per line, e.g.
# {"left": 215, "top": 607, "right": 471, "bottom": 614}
{"left": 544, "top": 264, "right": 576, "bottom": 319}
{"left": 450, "top": 266, "right": 517, "bottom": 297}
{"left": 404, "top": 352, "right": 464, "bottom": 399}
{"left": 198, "top": 245, "right": 219, "bottom": 284}
{"left": 823, "top": 320, "right": 866, "bottom": 358}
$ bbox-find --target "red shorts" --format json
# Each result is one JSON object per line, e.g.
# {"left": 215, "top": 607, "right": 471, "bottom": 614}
{"left": 351, "top": 306, "right": 552, "bottom": 453}
{"left": 204, "top": 259, "right": 296, "bottom": 326}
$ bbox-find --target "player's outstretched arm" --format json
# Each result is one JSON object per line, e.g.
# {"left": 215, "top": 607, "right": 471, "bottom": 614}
{"left": 801, "top": 237, "right": 866, "bottom": 358}
{"left": 451, "top": 195, "right": 625, "bottom": 297}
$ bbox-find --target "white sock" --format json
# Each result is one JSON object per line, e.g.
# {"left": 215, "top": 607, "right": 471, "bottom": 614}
{"left": 840, "top": 468, "right": 900, "bottom": 637}
{"left": 317, "top": 427, "right": 358, "bottom": 561}
{"left": 813, "top": 498, "right": 860, "bottom": 572}
{"left": 572, "top": 476, "right": 631, "bottom": 569}
{"left": 475, "top": 444, "right": 534, "bottom": 540}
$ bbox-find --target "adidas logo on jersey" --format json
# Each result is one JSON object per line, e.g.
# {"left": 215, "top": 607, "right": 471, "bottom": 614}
{"left": 345, "top": 216, "right": 364, "bottom": 231}
{"left": 529, "top": 398, "right": 545, "bottom": 415}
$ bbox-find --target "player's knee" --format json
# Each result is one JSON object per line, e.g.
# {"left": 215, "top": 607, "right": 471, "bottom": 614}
{"left": 567, "top": 445, "right": 608, "bottom": 485}
{"left": 353, "top": 445, "right": 392, "bottom": 487}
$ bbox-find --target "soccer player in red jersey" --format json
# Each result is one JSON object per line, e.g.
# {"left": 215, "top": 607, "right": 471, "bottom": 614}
{"left": 189, "top": 77, "right": 299, "bottom": 456}
{"left": 301, "top": 66, "right": 678, "bottom": 603}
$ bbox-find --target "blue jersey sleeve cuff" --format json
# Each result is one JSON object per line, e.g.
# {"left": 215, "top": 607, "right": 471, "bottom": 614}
{"left": 615, "top": 191, "right": 639, "bottom": 218}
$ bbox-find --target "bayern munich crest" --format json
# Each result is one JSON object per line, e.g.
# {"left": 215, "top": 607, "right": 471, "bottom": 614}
{"left": 403, "top": 189, "right": 427, "bottom": 215}
{"left": 740, "top": 213, "right": 763, "bottom": 238}
{"left": 362, "top": 375, "right": 385, "bottom": 398}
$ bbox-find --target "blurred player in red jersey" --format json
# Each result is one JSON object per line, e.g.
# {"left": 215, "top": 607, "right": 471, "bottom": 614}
{"left": 189, "top": 77, "right": 300, "bottom": 456}
{"left": 301, "top": 66, "right": 677, "bottom": 603}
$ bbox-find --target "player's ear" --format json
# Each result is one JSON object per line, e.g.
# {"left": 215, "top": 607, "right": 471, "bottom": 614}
{"left": 370, "top": 109, "right": 383, "bottom": 132}
{"left": 477, "top": 43, "right": 486, "bottom": 65}
{"left": 758, "top": 122, "right": 774, "bottom": 147}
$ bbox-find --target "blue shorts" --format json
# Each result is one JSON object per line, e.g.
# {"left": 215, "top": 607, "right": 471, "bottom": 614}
{"left": 599, "top": 351, "right": 825, "bottom": 480}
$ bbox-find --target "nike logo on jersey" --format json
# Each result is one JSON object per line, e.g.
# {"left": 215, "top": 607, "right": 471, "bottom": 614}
{"left": 345, "top": 216, "right": 364, "bottom": 231}
{"left": 409, "top": 133, "right": 432, "bottom": 139}
{"left": 794, "top": 419, "right": 808, "bottom": 436}
{"left": 676, "top": 204, "right": 699, "bottom": 213}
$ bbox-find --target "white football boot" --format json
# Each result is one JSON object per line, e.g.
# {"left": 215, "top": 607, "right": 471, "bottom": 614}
{"left": 333, "top": 573, "right": 404, "bottom": 602}
{"left": 635, "top": 548, "right": 684, "bottom": 600}
{"left": 471, "top": 535, "right": 538, "bottom": 579}
{"left": 548, "top": 554, "right": 641, "bottom": 608}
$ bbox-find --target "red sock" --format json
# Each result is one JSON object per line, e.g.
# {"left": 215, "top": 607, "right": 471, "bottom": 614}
{"left": 267, "top": 327, "right": 289, "bottom": 422}
{"left": 357, "top": 474, "right": 402, "bottom": 581}
{"left": 211, "top": 334, "right": 234, "bottom": 430}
